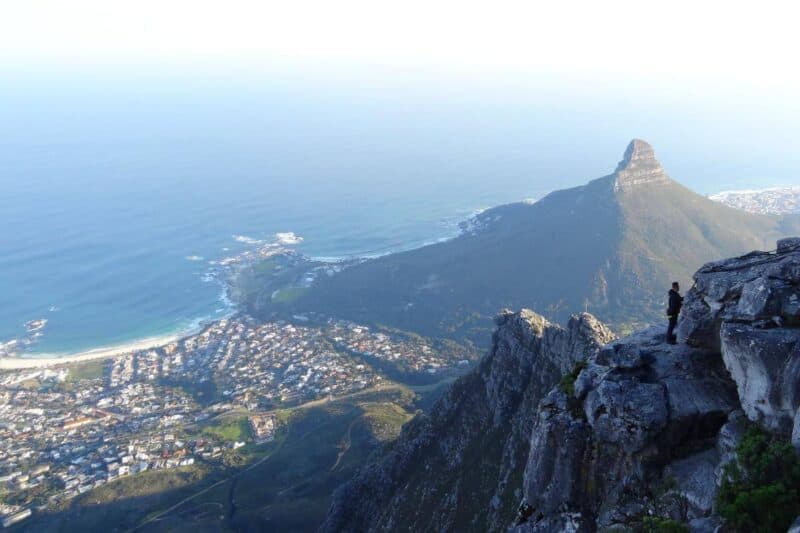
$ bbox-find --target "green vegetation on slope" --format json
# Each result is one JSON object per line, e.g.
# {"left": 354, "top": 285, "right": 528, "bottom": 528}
{"left": 612, "top": 179, "right": 791, "bottom": 325}
{"left": 197, "top": 413, "right": 251, "bottom": 442}
{"left": 65, "top": 359, "right": 108, "bottom": 382}
{"left": 244, "top": 165, "right": 800, "bottom": 345}
{"left": 21, "top": 385, "right": 417, "bottom": 533}
{"left": 271, "top": 287, "right": 307, "bottom": 303}
{"left": 717, "top": 426, "right": 800, "bottom": 533}
{"left": 28, "top": 465, "right": 217, "bottom": 532}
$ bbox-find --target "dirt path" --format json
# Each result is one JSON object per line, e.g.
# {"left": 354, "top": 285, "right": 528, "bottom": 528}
{"left": 127, "top": 427, "right": 289, "bottom": 532}
{"left": 330, "top": 418, "right": 357, "bottom": 472}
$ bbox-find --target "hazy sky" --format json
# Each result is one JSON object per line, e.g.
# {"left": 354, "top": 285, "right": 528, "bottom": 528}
{"left": 2, "top": 1, "right": 799, "bottom": 194}
{"left": 2, "top": 1, "right": 798, "bottom": 89}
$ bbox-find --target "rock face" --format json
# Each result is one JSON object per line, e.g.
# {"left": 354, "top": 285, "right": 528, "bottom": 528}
{"left": 320, "top": 310, "right": 614, "bottom": 533}
{"left": 514, "top": 329, "right": 739, "bottom": 531}
{"left": 248, "top": 139, "right": 800, "bottom": 348}
{"left": 613, "top": 139, "right": 671, "bottom": 191}
{"left": 676, "top": 240, "right": 800, "bottom": 442}
{"left": 513, "top": 240, "right": 800, "bottom": 531}
{"left": 321, "top": 240, "right": 800, "bottom": 532}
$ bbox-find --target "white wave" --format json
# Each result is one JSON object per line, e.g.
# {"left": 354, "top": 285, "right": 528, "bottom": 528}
{"left": 48, "top": 305, "right": 60, "bottom": 312}
{"left": 275, "top": 232, "right": 303, "bottom": 245}
{"left": 185, "top": 255, "right": 204, "bottom": 261}
{"left": 233, "top": 235, "right": 263, "bottom": 245}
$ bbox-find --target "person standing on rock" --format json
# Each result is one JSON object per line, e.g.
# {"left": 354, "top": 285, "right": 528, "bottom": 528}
{"left": 666, "top": 282, "right": 683, "bottom": 344}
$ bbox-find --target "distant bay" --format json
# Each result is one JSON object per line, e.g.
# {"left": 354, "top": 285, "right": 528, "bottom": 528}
{"left": 2, "top": 71, "right": 798, "bottom": 356}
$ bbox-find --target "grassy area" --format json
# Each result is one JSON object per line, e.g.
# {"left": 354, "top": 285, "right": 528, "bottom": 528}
{"left": 65, "top": 359, "right": 108, "bottom": 382}
{"left": 25, "top": 464, "right": 218, "bottom": 532}
{"left": 271, "top": 287, "right": 307, "bottom": 304}
{"left": 199, "top": 413, "right": 251, "bottom": 442}
{"left": 20, "top": 385, "right": 418, "bottom": 532}
{"left": 253, "top": 257, "right": 281, "bottom": 275}
{"left": 358, "top": 402, "right": 414, "bottom": 441}
{"left": 82, "top": 465, "right": 209, "bottom": 504}
{"left": 157, "top": 385, "right": 415, "bottom": 531}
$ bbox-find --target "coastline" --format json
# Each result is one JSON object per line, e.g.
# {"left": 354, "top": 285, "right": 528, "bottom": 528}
{"left": 0, "top": 333, "right": 183, "bottom": 370}
{"left": 0, "top": 209, "right": 490, "bottom": 373}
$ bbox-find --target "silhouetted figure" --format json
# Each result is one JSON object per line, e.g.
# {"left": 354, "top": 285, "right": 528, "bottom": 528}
{"left": 666, "top": 282, "right": 683, "bottom": 344}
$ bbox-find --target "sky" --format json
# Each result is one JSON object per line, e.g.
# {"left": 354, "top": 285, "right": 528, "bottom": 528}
{"left": 1, "top": 0, "right": 798, "bottom": 194}
{"left": 2, "top": 0, "right": 799, "bottom": 90}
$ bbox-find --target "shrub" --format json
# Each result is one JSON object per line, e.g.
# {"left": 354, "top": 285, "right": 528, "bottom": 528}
{"left": 559, "top": 360, "right": 588, "bottom": 397}
{"left": 716, "top": 426, "right": 800, "bottom": 533}
{"left": 642, "top": 516, "right": 689, "bottom": 533}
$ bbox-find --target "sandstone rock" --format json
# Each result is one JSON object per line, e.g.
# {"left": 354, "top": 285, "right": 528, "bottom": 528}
{"left": 521, "top": 324, "right": 740, "bottom": 531}
{"left": 794, "top": 409, "right": 800, "bottom": 449}
{"left": 613, "top": 139, "right": 671, "bottom": 191}
{"left": 777, "top": 237, "right": 800, "bottom": 254}
{"left": 320, "top": 310, "right": 614, "bottom": 533}
{"left": 678, "top": 244, "right": 800, "bottom": 350}
{"left": 585, "top": 378, "right": 668, "bottom": 453}
{"left": 664, "top": 449, "right": 718, "bottom": 517}
{"left": 720, "top": 323, "right": 800, "bottom": 434}
{"left": 511, "top": 512, "right": 585, "bottom": 532}
{"left": 736, "top": 278, "right": 778, "bottom": 319}
{"left": 324, "top": 243, "right": 800, "bottom": 533}
{"left": 676, "top": 295, "right": 720, "bottom": 349}
{"left": 689, "top": 516, "right": 723, "bottom": 533}
{"left": 595, "top": 342, "right": 644, "bottom": 369}
{"left": 524, "top": 391, "right": 591, "bottom": 517}
{"left": 716, "top": 410, "right": 748, "bottom": 476}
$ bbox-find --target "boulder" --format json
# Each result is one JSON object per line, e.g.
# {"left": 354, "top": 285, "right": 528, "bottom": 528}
{"left": 794, "top": 407, "right": 800, "bottom": 449}
{"left": 720, "top": 323, "right": 800, "bottom": 434}
{"left": 777, "top": 237, "right": 800, "bottom": 254}
{"left": 736, "top": 278, "right": 779, "bottom": 320}
{"left": 664, "top": 449, "right": 718, "bottom": 517}
{"left": 523, "top": 391, "right": 592, "bottom": 518}
{"left": 584, "top": 378, "right": 668, "bottom": 453}
{"left": 677, "top": 242, "right": 800, "bottom": 350}
{"left": 595, "top": 343, "right": 644, "bottom": 369}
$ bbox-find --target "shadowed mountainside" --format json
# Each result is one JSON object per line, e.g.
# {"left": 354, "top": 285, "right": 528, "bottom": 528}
{"left": 249, "top": 140, "right": 800, "bottom": 344}
{"left": 322, "top": 239, "right": 800, "bottom": 533}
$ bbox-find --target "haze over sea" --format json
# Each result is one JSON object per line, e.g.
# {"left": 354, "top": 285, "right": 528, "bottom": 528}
{"left": 2, "top": 67, "right": 799, "bottom": 356}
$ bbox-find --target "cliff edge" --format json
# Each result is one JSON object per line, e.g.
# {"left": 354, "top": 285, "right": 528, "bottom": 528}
{"left": 322, "top": 239, "right": 800, "bottom": 533}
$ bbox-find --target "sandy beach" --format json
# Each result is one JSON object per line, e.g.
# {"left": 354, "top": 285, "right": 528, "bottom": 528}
{"left": 0, "top": 333, "right": 182, "bottom": 370}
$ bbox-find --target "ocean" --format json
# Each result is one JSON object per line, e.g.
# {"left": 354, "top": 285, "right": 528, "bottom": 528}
{"left": 2, "top": 69, "right": 798, "bottom": 356}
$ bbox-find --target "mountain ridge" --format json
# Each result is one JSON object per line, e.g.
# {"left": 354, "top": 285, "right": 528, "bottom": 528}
{"left": 246, "top": 140, "right": 800, "bottom": 344}
{"left": 322, "top": 240, "right": 800, "bottom": 532}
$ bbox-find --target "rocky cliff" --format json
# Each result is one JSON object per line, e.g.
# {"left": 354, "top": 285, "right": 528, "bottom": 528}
{"left": 322, "top": 239, "right": 800, "bottom": 532}
{"left": 321, "top": 311, "right": 615, "bottom": 532}
{"left": 252, "top": 140, "right": 800, "bottom": 345}
{"left": 613, "top": 138, "right": 671, "bottom": 191}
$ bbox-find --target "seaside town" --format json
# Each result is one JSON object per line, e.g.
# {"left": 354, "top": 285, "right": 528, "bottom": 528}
{"left": 0, "top": 314, "right": 472, "bottom": 527}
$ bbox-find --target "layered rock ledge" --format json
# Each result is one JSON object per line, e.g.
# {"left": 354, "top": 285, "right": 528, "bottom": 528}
{"left": 320, "top": 239, "right": 800, "bottom": 533}
{"left": 515, "top": 239, "right": 800, "bottom": 532}
{"left": 613, "top": 139, "right": 672, "bottom": 191}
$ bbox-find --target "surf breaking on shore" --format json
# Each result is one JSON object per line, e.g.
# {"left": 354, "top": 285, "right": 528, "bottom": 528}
{"left": 0, "top": 231, "right": 305, "bottom": 368}
{"left": 0, "top": 333, "right": 183, "bottom": 370}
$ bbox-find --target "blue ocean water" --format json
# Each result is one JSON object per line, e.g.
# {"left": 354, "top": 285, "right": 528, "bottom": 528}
{"left": 2, "top": 69, "right": 798, "bottom": 355}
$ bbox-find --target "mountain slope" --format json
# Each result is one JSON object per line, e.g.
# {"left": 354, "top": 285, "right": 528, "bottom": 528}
{"left": 251, "top": 140, "right": 800, "bottom": 343}
{"left": 320, "top": 311, "right": 615, "bottom": 533}
{"left": 323, "top": 240, "right": 800, "bottom": 533}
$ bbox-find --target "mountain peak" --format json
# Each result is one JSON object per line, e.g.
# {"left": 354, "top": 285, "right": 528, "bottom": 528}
{"left": 613, "top": 139, "right": 670, "bottom": 190}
